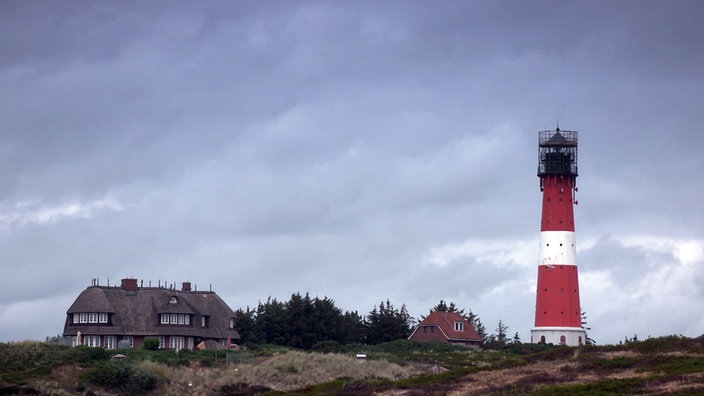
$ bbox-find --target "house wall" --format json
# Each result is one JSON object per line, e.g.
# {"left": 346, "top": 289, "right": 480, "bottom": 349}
{"left": 409, "top": 326, "right": 448, "bottom": 343}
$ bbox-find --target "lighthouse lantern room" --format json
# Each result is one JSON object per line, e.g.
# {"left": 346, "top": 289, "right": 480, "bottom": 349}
{"left": 531, "top": 127, "right": 586, "bottom": 346}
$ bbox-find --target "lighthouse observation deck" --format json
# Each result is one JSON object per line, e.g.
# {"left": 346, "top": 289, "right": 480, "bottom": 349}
{"left": 538, "top": 129, "right": 578, "bottom": 178}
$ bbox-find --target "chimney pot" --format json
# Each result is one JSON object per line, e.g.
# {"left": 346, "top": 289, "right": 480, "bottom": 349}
{"left": 182, "top": 282, "right": 192, "bottom": 292}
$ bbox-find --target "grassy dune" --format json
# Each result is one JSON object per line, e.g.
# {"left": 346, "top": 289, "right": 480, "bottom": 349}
{"left": 1, "top": 336, "right": 703, "bottom": 395}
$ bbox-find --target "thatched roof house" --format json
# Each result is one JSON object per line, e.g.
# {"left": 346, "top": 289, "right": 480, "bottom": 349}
{"left": 63, "top": 278, "right": 240, "bottom": 351}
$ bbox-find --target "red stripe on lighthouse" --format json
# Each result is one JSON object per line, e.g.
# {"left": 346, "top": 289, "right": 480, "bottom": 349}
{"left": 540, "top": 175, "right": 575, "bottom": 232}
{"left": 534, "top": 264, "right": 582, "bottom": 327}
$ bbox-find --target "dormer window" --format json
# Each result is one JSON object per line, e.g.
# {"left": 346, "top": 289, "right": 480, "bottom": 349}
{"left": 454, "top": 321, "right": 464, "bottom": 331}
{"left": 229, "top": 318, "right": 235, "bottom": 329}
{"left": 169, "top": 296, "right": 178, "bottom": 304}
{"left": 73, "top": 312, "right": 109, "bottom": 324}
{"left": 160, "top": 313, "right": 190, "bottom": 325}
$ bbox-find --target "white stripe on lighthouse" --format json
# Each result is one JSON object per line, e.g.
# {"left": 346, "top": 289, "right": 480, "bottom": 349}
{"left": 539, "top": 231, "right": 577, "bottom": 265}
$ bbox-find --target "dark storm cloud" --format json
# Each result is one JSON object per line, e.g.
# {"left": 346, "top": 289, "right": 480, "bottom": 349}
{"left": 1, "top": 1, "right": 703, "bottom": 342}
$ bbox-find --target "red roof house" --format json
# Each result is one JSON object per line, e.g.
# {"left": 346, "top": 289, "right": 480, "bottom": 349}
{"left": 408, "top": 311, "right": 482, "bottom": 349}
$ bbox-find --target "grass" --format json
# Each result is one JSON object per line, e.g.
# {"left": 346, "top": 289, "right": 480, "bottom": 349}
{"left": 3, "top": 336, "right": 704, "bottom": 395}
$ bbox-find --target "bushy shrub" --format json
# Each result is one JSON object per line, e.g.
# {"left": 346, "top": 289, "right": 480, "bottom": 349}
{"left": 80, "top": 360, "right": 156, "bottom": 396}
{"left": 142, "top": 337, "right": 160, "bottom": 351}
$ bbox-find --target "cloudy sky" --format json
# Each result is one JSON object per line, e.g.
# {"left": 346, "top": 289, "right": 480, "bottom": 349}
{"left": 1, "top": 1, "right": 702, "bottom": 345}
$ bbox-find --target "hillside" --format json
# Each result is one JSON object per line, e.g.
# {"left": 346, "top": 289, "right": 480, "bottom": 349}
{"left": 1, "top": 336, "right": 703, "bottom": 395}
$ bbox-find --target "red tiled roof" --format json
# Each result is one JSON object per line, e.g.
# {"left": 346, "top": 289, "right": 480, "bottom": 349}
{"left": 411, "top": 311, "right": 482, "bottom": 342}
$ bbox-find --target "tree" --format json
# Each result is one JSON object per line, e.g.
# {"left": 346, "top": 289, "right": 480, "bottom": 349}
{"left": 496, "top": 320, "right": 508, "bottom": 344}
{"left": 236, "top": 293, "right": 367, "bottom": 349}
{"left": 467, "top": 310, "right": 487, "bottom": 343}
{"left": 512, "top": 332, "right": 521, "bottom": 344}
{"left": 233, "top": 306, "right": 258, "bottom": 343}
{"left": 429, "top": 299, "right": 464, "bottom": 315}
{"left": 365, "top": 299, "right": 412, "bottom": 344}
{"left": 340, "top": 310, "right": 366, "bottom": 344}
{"left": 255, "top": 297, "right": 288, "bottom": 345}
{"left": 483, "top": 319, "right": 510, "bottom": 350}
{"left": 581, "top": 311, "right": 596, "bottom": 345}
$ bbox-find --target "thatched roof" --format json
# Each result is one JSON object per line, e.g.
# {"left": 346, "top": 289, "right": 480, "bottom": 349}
{"left": 64, "top": 285, "right": 239, "bottom": 340}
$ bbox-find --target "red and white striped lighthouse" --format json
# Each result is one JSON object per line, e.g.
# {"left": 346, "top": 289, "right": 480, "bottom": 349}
{"left": 531, "top": 127, "right": 586, "bottom": 346}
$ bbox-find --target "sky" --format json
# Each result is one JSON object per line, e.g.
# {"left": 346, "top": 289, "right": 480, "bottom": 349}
{"left": 1, "top": 1, "right": 703, "bottom": 345}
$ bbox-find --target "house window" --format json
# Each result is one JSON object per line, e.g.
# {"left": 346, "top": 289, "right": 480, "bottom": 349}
{"left": 454, "top": 321, "right": 464, "bottom": 331}
{"left": 161, "top": 313, "right": 190, "bottom": 325}
{"left": 170, "top": 336, "right": 185, "bottom": 352}
{"left": 158, "top": 336, "right": 166, "bottom": 349}
{"left": 201, "top": 316, "right": 208, "bottom": 328}
{"left": 229, "top": 318, "right": 235, "bottom": 329}
{"left": 79, "top": 313, "right": 88, "bottom": 323}
{"left": 104, "top": 336, "right": 116, "bottom": 350}
{"left": 99, "top": 313, "right": 108, "bottom": 323}
{"left": 169, "top": 296, "right": 177, "bottom": 304}
{"left": 88, "top": 313, "right": 98, "bottom": 323}
{"left": 84, "top": 335, "right": 101, "bottom": 347}
{"left": 560, "top": 335, "right": 566, "bottom": 345}
{"left": 122, "top": 336, "right": 133, "bottom": 348}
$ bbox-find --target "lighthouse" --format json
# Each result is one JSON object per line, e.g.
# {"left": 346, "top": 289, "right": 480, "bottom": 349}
{"left": 531, "top": 127, "right": 586, "bottom": 346}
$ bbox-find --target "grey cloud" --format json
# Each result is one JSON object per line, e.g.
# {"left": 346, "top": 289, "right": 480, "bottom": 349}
{"left": 1, "top": 1, "right": 702, "bottom": 343}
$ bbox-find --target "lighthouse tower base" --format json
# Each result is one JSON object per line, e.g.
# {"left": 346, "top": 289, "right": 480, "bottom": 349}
{"left": 531, "top": 327, "right": 586, "bottom": 346}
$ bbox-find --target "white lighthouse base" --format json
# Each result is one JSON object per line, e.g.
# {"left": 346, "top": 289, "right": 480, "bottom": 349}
{"left": 531, "top": 327, "right": 586, "bottom": 346}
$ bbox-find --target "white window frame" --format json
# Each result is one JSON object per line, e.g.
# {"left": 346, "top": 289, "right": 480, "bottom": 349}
{"left": 122, "top": 336, "right": 133, "bottom": 348}
{"left": 158, "top": 336, "right": 166, "bottom": 349}
{"left": 161, "top": 314, "right": 169, "bottom": 324}
{"left": 84, "top": 335, "right": 101, "bottom": 347}
{"left": 104, "top": 336, "right": 116, "bottom": 350}
{"left": 184, "top": 314, "right": 190, "bottom": 325}
{"left": 201, "top": 316, "right": 207, "bottom": 328}
{"left": 88, "top": 313, "right": 98, "bottom": 323}
{"left": 454, "top": 321, "right": 464, "bottom": 331}
{"left": 79, "top": 313, "right": 88, "bottom": 323}
{"left": 178, "top": 314, "right": 185, "bottom": 325}
{"left": 73, "top": 313, "right": 79, "bottom": 324}
{"left": 169, "top": 336, "right": 185, "bottom": 352}
{"left": 169, "top": 296, "right": 177, "bottom": 304}
{"left": 99, "top": 313, "right": 108, "bottom": 323}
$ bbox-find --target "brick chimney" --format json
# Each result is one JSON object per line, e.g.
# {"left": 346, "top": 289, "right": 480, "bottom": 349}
{"left": 121, "top": 278, "right": 138, "bottom": 292}
{"left": 181, "top": 282, "right": 192, "bottom": 292}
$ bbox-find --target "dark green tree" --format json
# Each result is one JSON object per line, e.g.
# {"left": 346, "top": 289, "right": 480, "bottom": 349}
{"left": 340, "top": 310, "right": 366, "bottom": 344}
{"left": 365, "top": 299, "right": 412, "bottom": 344}
{"left": 482, "top": 319, "right": 510, "bottom": 349}
{"left": 286, "top": 292, "right": 316, "bottom": 349}
{"left": 496, "top": 320, "right": 508, "bottom": 344}
{"left": 255, "top": 297, "right": 288, "bottom": 345}
{"left": 233, "top": 306, "right": 258, "bottom": 343}
{"left": 429, "top": 299, "right": 464, "bottom": 315}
